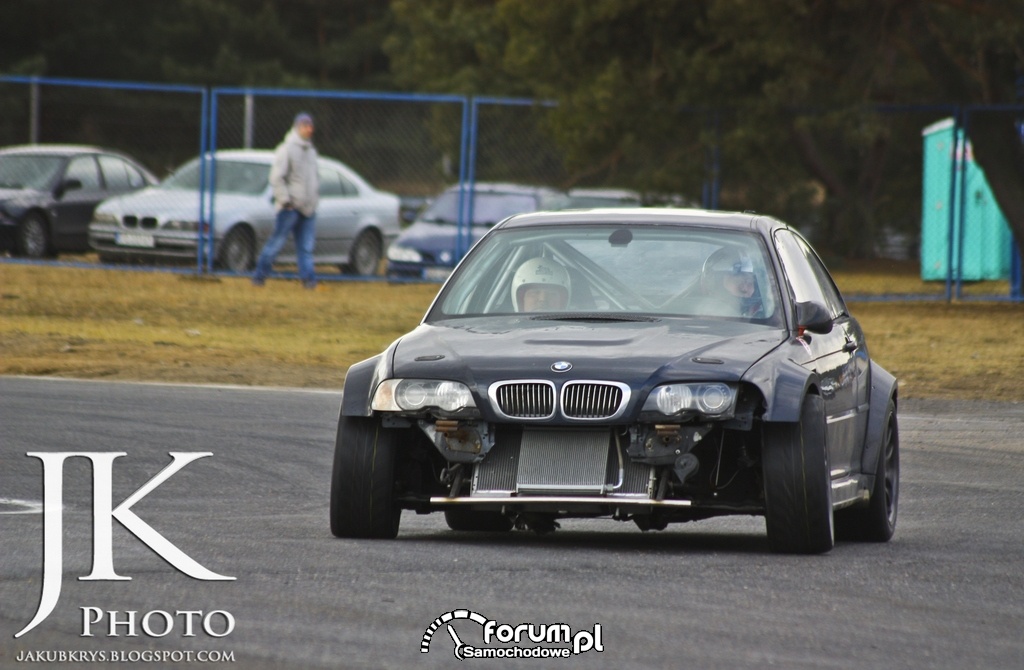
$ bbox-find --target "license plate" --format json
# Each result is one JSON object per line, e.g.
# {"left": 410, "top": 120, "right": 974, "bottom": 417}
{"left": 424, "top": 266, "right": 452, "bottom": 281}
{"left": 116, "top": 232, "right": 155, "bottom": 248}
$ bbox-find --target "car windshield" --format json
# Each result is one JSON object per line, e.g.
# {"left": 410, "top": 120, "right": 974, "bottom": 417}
{"left": 419, "top": 190, "right": 540, "bottom": 226}
{"left": 0, "top": 155, "right": 64, "bottom": 190}
{"left": 431, "top": 224, "right": 783, "bottom": 325}
{"left": 162, "top": 158, "right": 270, "bottom": 195}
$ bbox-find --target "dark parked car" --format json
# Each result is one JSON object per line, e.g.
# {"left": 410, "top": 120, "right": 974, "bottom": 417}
{"left": 0, "top": 145, "right": 156, "bottom": 258}
{"left": 386, "top": 182, "right": 569, "bottom": 280}
{"left": 331, "top": 208, "right": 899, "bottom": 554}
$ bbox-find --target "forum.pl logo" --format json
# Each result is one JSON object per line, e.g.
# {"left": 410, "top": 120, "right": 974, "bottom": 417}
{"left": 421, "top": 610, "right": 604, "bottom": 661}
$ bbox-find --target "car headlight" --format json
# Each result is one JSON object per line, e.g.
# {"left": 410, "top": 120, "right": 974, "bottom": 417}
{"left": 91, "top": 211, "right": 119, "bottom": 226}
{"left": 372, "top": 379, "right": 476, "bottom": 412}
{"left": 387, "top": 245, "right": 422, "bottom": 263}
{"left": 643, "top": 382, "right": 737, "bottom": 417}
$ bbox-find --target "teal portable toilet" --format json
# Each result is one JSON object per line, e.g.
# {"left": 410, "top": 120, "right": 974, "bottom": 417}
{"left": 920, "top": 118, "right": 1012, "bottom": 281}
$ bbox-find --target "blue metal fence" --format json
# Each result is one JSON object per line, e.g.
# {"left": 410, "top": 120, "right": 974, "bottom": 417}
{"left": 1, "top": 74, "right": 1021, "bottom": 301}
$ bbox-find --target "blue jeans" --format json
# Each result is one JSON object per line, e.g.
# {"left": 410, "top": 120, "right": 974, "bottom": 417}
{"left": 253, "top": 208, "right": 316, "bottom": 284}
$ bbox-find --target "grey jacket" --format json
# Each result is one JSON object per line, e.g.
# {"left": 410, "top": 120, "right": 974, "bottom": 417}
{"left": 270, "top": 128, "right": 319, "bottom": 216}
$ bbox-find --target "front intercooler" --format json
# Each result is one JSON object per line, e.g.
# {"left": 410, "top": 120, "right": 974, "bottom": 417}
{"left": 471, "top": 427, "right": 652, "bottom": 498}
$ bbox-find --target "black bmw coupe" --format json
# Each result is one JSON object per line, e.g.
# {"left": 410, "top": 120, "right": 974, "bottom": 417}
{"left": 331, "top": 208, "right": 899, "bottom": 554}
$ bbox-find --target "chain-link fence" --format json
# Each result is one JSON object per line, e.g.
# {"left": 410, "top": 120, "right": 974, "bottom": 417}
{"left": 0, "top": 75, "right": 1020, "bottom": 300}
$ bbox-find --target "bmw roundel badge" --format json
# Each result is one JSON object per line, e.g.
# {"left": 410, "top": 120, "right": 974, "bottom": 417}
{"left": 551, "top": 361, "right": 573, "bottom": 373}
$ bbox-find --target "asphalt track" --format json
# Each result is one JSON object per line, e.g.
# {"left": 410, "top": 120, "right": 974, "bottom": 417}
{"left": 1, "top": 376, "right": 1022, "bottom": 669}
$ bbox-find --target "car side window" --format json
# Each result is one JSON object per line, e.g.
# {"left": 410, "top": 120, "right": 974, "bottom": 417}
{"left": 318, "top": 166, "right": 343, "bottom": 197}
{"left": 98, "top": 156, "right": 131, "bottom": 191}
{"left": 338, "top": 173, "right": 358, "bottom": 196}
{"left": 64, "top": 156, "right": 102, "bottom": 191}
{"left": 774, "top": 229, "right": 846, "bottom": 319}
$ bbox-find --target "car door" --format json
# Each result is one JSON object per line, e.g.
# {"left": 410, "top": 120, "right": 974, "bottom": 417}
{"left": 51, "top": 154, "right": 105, "bottom": 250}
{"left": 308, "top": 163, "right": 360, "bottom": 259}
{"left": 774, "top": 229, "right": 862, "bottom": 478}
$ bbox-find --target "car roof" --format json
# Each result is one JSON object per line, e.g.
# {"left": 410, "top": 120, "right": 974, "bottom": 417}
{"left": 567, "top": 187, "right": 641, "bottom": 198}
{"left": 493, "top": 207, "right": 788, "bottom": 235}
{"left": 207, "top": 149, "right": 351, "bottom": 169}
{"left": 441, "top": 181, "right": 564, "bottom": 196}
{"left": 0, "top": 144, "right": 114, "bottom": 156}
{"left": 208, "top": 149, "right": 276, "bottom": 163}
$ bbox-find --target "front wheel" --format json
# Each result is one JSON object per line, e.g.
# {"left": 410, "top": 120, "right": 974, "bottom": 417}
{"left": 762, "top": 394, "right": 834, "bottom": 554}
{"left": 17, "top": 213, "right": 52, "bottom": 258}
{"left": 835, "top": 399, "right": 899, "bottom": 542}
{"left": 330, "top": 415, "right": 401, "bottom": 539}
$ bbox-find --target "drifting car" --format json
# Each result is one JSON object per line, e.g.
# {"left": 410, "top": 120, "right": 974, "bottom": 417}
{"left": 331, "top": 208, "right": 899, "bottom": 554}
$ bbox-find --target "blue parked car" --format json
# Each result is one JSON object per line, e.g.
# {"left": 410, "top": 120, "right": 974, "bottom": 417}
{"left": 385, "top": 182, "right": 569, "bottom": 281}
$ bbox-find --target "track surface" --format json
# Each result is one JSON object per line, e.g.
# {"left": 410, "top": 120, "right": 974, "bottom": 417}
{"left": 1, "top": 377, "right": 1022, "bottom": 669}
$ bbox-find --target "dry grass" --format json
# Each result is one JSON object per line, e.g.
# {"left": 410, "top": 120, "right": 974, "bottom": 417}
{"left": 1, "top": 259, "right": 1022, "bottom": 401}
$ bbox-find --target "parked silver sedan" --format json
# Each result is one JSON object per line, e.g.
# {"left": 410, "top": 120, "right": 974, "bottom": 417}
{"left": 88, "top": 149, "right": 400, "bottom": 275}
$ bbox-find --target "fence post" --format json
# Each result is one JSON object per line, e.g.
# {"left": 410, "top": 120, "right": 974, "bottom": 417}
{"left": 1011, "top": 239, "right": 1023, "bottom": 300}
{"left": 243, "top": 92, "right": 254, "bottom": 149}
{"left": 28, "top": 77, "right": 40, "bottom": 144}
{"left": 955, "top": 110, "right": 972, "bottom": 300}
{"left": 456, "top": 97, "right": 480, "bottom": 264}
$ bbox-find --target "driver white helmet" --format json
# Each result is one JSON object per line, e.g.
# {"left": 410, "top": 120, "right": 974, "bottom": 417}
{"left": 511, "top": 257, "right": 571, "bottom": 311}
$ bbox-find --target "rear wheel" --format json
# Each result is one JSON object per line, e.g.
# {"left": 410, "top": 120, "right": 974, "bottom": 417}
{"left": 762, "top": 394, "right": 834, "bottom": 554}
{"left": 17, "top": 213, "right": 52, "bottom": 258}
{"left": 835, "top": 399, "right": 899, "bottom": 542}
{"left": 444, "top": 508, "right": 514, "bottom": 532}
{"left": 341, "top": 230, "right": 381, "bottom": 276}
{"left": 330, "top": 415, "right": 401, "bottom": 539}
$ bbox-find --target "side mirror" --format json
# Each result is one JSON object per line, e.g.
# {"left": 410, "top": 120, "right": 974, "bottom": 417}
{"left": 795, "top": 301, "right": 834, "bottom": 334}
{"left": 56, "top": 178, "right": 82, "bottom": 198}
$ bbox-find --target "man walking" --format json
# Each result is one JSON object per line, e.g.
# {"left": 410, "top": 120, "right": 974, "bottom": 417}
{"left": 252, "top": 112, "right": 320, "bottom": 289}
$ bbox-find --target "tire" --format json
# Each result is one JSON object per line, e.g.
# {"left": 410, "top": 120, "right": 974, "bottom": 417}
{"left": 17, "top": 213, "right": 52, "bottom": 258}
{"left": 835, "top": 399, "right": 899, "bottom": 542}
{"left": 762, "top": 394, "right": 835, "bottom": 554}
{"left": 330, "top": 415, "right": 401, "bottom": 539}
{"left": 444, "top": 508, "right": 514, "bottom": 532}
{"left": 341, "top": 230, "right": 381, "bottom": 276}
{"left": 218, "top": 226, "right": 256, "bottom": 274}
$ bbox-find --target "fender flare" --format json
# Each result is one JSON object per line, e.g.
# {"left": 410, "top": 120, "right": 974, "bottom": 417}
{"left": 743, "top": 354, "right": 819, "bottom": 423}
{"left": 859, "top": 361, "right": 898, "bottom": 477}
{"left": 341, "top": 338, "right": 400, "bottom": 417}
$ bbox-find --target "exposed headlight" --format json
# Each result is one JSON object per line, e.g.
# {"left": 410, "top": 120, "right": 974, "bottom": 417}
{"left": 387, "top": 245, "right": 422, "bottom": 263}
{"left": 643, "top": 382, "right": 737, "bottom": 417}
{"left": 164, "top": 219, "right": 199, "bottom": 232}
{"left": 91, "top": 211, "right": 119, "bottom": 226}
{"left": 372, "top": 379, "right": 475, "bottom": 413}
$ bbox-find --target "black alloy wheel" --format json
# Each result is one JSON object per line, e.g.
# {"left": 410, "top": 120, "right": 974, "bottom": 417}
{"left": 835, "top": 399, "right": 899, "bottom": 542}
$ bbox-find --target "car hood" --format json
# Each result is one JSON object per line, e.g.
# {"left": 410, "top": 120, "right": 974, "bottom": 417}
{"left": 391, "top": 316, "right": 787, "bottom": 388}
{"left": 96, "top": 187, "right": 265, "bottom": 219}
{"left": 0, "top": 187, "right": 45, "bottom": 206}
